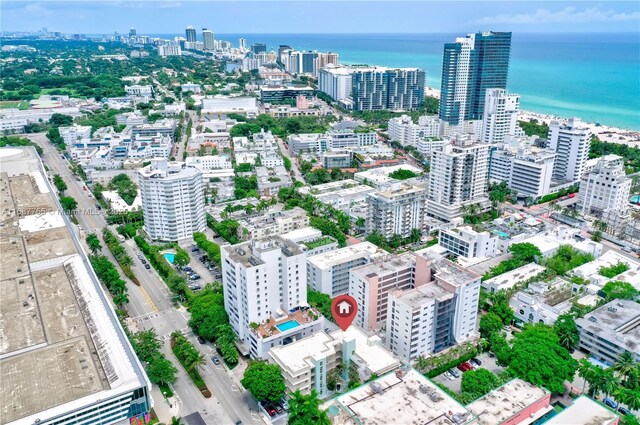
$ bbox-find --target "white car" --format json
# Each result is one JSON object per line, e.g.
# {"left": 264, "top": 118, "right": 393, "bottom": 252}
{"left": 444, "top": 371, "right": 455, "bottom": 381}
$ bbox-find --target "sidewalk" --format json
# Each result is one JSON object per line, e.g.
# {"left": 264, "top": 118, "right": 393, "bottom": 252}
{"left": 151, "top": 386, "right": 181, "bottom": 424}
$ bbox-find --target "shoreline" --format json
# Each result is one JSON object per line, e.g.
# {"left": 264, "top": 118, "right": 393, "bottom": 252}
{"left": 424, "top": 87, "right": 640, "bottom": 146}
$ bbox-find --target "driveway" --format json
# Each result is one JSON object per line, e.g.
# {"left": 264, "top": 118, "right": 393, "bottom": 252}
{"left": 432, "top": 351, "right": 505, "bottom": 393}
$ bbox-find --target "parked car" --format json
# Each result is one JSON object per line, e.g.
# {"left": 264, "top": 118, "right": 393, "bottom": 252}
{"left": 197, "top": 336, "right": 206, "bottom": 344}
{"left": 190, "top": 274, "right": 201, "bottom": 281}
{"left": 457, "top": 362, "right": 473, "bottom": 372}
{"left": 191, "top": 246, "right": 200, "bottom": 252}
{"left": 449, "top": 368, "right": 461, "bottom": 378}
{"left": 622, "top": 246, "right": 633, "bottom": 253}
{"left": 144, "top": 264, "right": 151, "bottom": 270}
{"left": 211, "top": 356, "right": 220, "bottom": 365}
{"left": 280, "top": 400, "right": 289, "bottom": 410}
{"left": 618, "top": 406, "right": 631, "bottom": 415}
{"left": 267, "top": 407, "right": 276, "bottom": 417}
{"left": 183, "top": 266, "right": 192, "bottom": 272}
{"left": 603, "top": 398, "right": 618, "bottom": 409}
{"left": 444, "top": 371, "right": 454, "bottom": 381}
{"left": 95, "top": 203, "right": 102, "bottom": 210}
{"left": 141, "top": 258, "right": 147, "bottom": 265}
{"left": 470, "top": 358, "right": 482, "bottom": 367}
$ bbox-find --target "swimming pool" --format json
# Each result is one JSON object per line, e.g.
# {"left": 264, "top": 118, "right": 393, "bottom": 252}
{"left": 276, "top": 320, "right": 300, "bottom": 332}
{"left": 631, "top": 195, "right": 640, "bottom": 204}
{"left": 163, "top": 253, "right": 175, "bottom": 264}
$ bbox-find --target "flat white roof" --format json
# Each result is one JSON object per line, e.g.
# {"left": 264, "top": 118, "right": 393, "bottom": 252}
{"left": 482, "top": 263, "right": 546, "bottom": 292}
{"left": 544, "top": 396, "right": 618, "bottom": 425}
{"left": 466, "top": 379, "right": 550, "bottom": 425}
{"left": 281, "top": 227, "right": 323, "bottom": 243}
{"left": 572, "top": 250, "right": 640, "bottom": 280}
{"left": 331, "top": 326, "right": 400, "bottom": 376}
{"left": 324, "top": 369, "right": 474, "bottom": 425}
{"left": 307, "top": 242, "right": 387, "bottom": 269}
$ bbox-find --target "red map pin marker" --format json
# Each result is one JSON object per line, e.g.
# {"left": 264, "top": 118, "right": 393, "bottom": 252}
{"left": 331, "top": 294, "right": 358, "bottom": 331}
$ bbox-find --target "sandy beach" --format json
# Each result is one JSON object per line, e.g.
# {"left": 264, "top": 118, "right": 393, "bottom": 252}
{"left": 425, "top": 86, "right": 640, "bottom": 147}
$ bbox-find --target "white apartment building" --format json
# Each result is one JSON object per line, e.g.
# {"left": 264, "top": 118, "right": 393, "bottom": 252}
{"left": 221, "top": 237, "right": 323, "bottom": 358}
{"left": 124, "top": 85, "right": 153, "bottom": 97}
{"left": 417, "top": 137, "right": 446, "bottom": 159}
{"left": 238, "top": 207, "right": 309, "bottom": 240}
{"left": 185, "top": 154, "right": 233, "bottom": 170}
{"left": 350, "top": 253, "right": 416, "bottom": 331}
{"left": 58, "top": 124, "right": 92, "bottom": 145}
{"left": 269, "top": 327, "right": 400, "bottom": 399}
{"left": 281, "top": 227, "right": 338, "bottom": 257}
{"left": 548, "top": 118, "right": 592, "bottom": 183}
{"left": 510, "top": 279, "right": 574, "bottom": 326}
{"left": 426, "top": 135, "right": 491, "bottom": 222}
{"left": 0, "top": 117, "right": 28, "bottom": 133}
{"left": 158, "top": 44, "right": 182, "bottom": 57}
{"left": 577, "top": 154, "right": 631, "bottom": 215}
{"left": 489, "top": 143, "right": 556, "bottom": 199}
{"left": 139, "top": 160, "right": 205, "bottom": 241}
{"left": 438, "top": 225, "right": 497, "bottom": 259}
{"left": 365, "top": 183, "right": 428, "bottom": 239}
{"left": 317, "top": 64, "right": 353, "bottom": 101}
{"left": 481, "top": 89, "right": 520, "bottom": 144}
{"left": 307, "top": 242, "right": 387, "bottom": 297}
{"left": 386, "top": 252, "right": 481, "bottom": 362}
{"left": 116, "top": 111, "right": 147, "bottom": 126}
{"left": 288, "top": 130, "right": 376, "bottom": 155}
{"left": 388, "top": 115, "right": 446, "bottom": 147}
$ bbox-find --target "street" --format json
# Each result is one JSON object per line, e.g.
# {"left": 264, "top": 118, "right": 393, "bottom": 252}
{"left": 26, "top": 133, "right": 266, "bottom": 425}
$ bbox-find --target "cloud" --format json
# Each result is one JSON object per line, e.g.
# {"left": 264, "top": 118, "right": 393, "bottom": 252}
{"left": 475, "top": 6, "right": 640, "bottom": 24}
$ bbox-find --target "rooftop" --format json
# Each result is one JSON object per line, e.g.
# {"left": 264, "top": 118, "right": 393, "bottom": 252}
{"left": 307, "top": 242, "right": 387, "bottom": 270}
{"left": 544, "top": 396, "right": 618, "bottom": 425}
{"left": 253, "top": 307, "right": 320, "bottom": 339}
{"left": 419, "top": 251, "right": 482, "bottom": 288}
{"left": 0, "top": 147, "right": 146, "bottom": 424}
{"left": 224, "top": 236, "right": 304, "bottom": 268}
{"left": 466, "top": 379, "right": 550, "bottom": 425}
{"left": 323, "top": 368, "right": 474, "bottom": 425}
{"left": 482, "top": 263, "right": 547, "bottom": 291}
{"left": 576, "top": 299, "right": 640, "bottom": 354}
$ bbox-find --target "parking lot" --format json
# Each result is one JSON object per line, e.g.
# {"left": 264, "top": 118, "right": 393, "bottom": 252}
{"left": 182, "top": 245, "right": 223, "bottom": 290}
{"left": 432, "top": 351, "right": 506, "bottom": 393}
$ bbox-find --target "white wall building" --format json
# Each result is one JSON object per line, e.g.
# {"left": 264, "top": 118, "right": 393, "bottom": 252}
{"left": 426, "top": 135, "right": 490, "bottom": 222}
{"left": 124, "top": 85, "right": 153, "bottom": 97}
{"left": 365, "top": 183, "right": 428, "bottom": 239}
{"left": 221, "top": 237, "right": 323, "bottom": 358}
{"left": 185, "top": 154, "right": 233, "bottom": 170}
{"left": 438, "top": 225, "right": 497, "bottom": 260}
{"left": 317, "top": 64, "right": 353, "bottom": 101}
{"left": 510, "top": 279, "right": 574, "bottom": 326}
{"left": 386, "top": 252, "right": 481, "bottom": 362}
{"left": 388, "top": 115, "right": 446, "bottom": 147}
{"left": 158, "top": 44, "right": 182, "bottom": 57}
{"left": 577, "top": 154, "right": 631, "bottom": 215}
{"left": 548, "top": 118, "right": 592, "bottom": 183}
{"left": 481, "top": 89, "right": 520, "bottom": 144}
{"left": 307, "top": 242, "right": 387, "bottom": 297}
{"left": 59, "top": 124, "right": 92, "bottom": 145}
{"left": 139, "top": 160, "right": 205, "bottom": 241}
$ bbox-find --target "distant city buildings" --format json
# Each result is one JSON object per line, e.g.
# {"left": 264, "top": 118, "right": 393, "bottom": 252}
{"left": 185, "top": 25, "right": 197, "bottom": 42}
{"left": 577, "top": 154, "right": 631, "bottom": 216}
{"left": 318, "top": 64, "right": 425, "bottom": 111}
{"left": 159, "top": 44, "right": 182, "bottom": 57}
{"left": 548, "top": 118, "right": 592, "bottom": 183}
{"left": 439, "top": 31, "right": 512, "bottom": 125}
{"left": 202, "top": 29, "right": 215, "bottom": 50}
{"left": 139, "top": 160, "right": 205, "bottom": 241}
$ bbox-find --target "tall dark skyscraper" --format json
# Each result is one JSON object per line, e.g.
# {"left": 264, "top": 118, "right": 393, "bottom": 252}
{"left": 185, "top": 25, "right": 197, "bottom": 42}
{"left": 251, "top": 43, "right": 267, "bottom": 54}
{"left": 439, "top": 32, "right": 512, "bottom": 125}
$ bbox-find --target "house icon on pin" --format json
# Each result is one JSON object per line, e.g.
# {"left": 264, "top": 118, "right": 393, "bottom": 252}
{"left": 338, "top": 301, "right": 351, "bottom": 315}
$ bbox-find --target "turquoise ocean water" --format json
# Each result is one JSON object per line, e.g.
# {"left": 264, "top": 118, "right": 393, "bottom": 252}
{"left": 210, "top": 33, "right": 640, "bottom": 130}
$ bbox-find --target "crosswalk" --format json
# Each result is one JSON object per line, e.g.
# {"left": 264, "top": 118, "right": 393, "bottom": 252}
{"left": 160, "top": 327, "right": 191, "bottom": 341}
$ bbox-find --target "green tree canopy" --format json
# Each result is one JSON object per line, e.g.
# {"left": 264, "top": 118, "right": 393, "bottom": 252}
{"left": 553, "top": 314, "right": 579, "bottom": 350}
{"left": 60, "top": 196, "right": 78, "bottom": 213}
{"left": 241, "top": 360, "right": 286, "bottom": 403}
{"left": 479, "top": 312, "right": 504, "bottom": 339}
{"left": 287, "top": 389, "right": 331, "bottom": 425}
{"left": 507, "top": 324, "right": 578, "bottom": 394}
{"left": 460, "top": 368, "right": 501, "bottom": 398}
{"left": 601, "top": 281, "right": 639, "bottom": 301}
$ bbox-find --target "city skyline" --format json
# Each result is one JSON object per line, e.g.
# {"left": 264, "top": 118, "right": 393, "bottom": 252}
{"left": 2, "top": 1, "right": 639, "bottom": 34}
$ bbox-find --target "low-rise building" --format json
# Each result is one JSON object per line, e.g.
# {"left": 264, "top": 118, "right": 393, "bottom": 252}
{"left": 281, "top": 227, "right": 338, "bottom": 257}
{"left": 260, "top": 85, "right": 314, "bottom": 103}
{"left": 510, "top": 279, "right": 574, "bottom": 326}
{"left": 130, "top": 119, "right": 177, "bottom": 141}
{"left": 201, "top": 96, "right": 259, "bottom": 117}
{"left": 124, "top": 84, "right": 153, "bottom": 98}
{"left": 438, "top": 226, "right": 497, "bottom": 260}
{"left": 59, "top": 124, "right": 92, "bottom": 145}
{"left": 354, "top": 164, "right": 423, "bottom": 189}
{"left": 269, "top": 326, "right": 400, "bottom": 399}
{"left": 181, "top": 83, "right": 202, "bottom": 93}
{"left": 388, "top": 114, "right": 446, "bottom": 147}
{"left": 238, "top": 207, "right": 309, "bottom": 240}
{"left": 185, "top": 154, "right": 233, "bottom": 170}
{"left": 256, "top": 165, "right": 292, "bottom": 197}
{"left": 322, "top": 369, "right": 475, "bottom": 425}
{"left": 544, "top": 396, "right": 619, "bottom": 425}
{"left": 298, "top": 179, "right": 376, "bottom": 214}
{"left": 576, "top": 299, "right": 640, "bottom": 366}
{"left": 569, "top": 249, "right": 639, "bottom": 288}
{"left": 321, "top": 150, "right": 352, "bottom": 169}
{"left": 482, "top": 263, "right": 547, "bottom": 294}
{"left": 519, "top": 225, "right": 602, "bottom": 258}
{"left": 288, "top": 130, "right": 376, "bottom": 156}
{"left": 116, "top": 111, "right": 148, "bottom": 126}
{"left": 0, "top": 117, "right": 28, "bottom": 133}
{"left": 466, "top": 379, "right": 551, "bottom": 425}
{"left": 307, "top": 242, "right": 388, "bottom": 297}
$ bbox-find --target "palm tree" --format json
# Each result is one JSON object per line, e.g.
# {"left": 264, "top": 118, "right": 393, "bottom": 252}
{"left": 593, "top": 219, "right": 608, "bottom": 233}
{"left": 113, "top": 291, "right": 129, "bottom": 307}
{"left": 619, "top": 387, "right": 640, "bottom": 412}
{"left": 170, "top": 417, "right": 182, "bottom": 425}
{"left": 613, "top": 351, "right": 637, "bottom": 382}
{"left": 185, "top": 351, "right": 206, "bottom": 372}
{"left": 578, "top": 359, "right": 596, "bottom": 394}
{"left": 415, "top": 355, "right": 430, "bottom": 372}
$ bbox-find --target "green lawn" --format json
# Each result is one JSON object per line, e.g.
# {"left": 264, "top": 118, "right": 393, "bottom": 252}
{"left": 0, "top": 101, "right": 20, "bottom": 109}
{"left": 18, "top": 100, "right": 30, "bottom": 110}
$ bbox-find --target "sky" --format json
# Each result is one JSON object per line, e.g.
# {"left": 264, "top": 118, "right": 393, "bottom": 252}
{"left": 1, "top": 1, "right": 639, "bottom": 34}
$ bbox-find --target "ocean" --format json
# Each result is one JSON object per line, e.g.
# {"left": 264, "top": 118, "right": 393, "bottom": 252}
{"left": 161, "top": 32, "right": 640, "bottom": 130}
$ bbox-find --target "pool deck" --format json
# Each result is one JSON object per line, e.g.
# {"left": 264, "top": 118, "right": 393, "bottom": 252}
{"left": 254, "top": 309, "right": 319, "bottom": 338}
